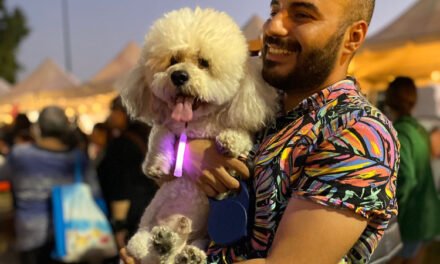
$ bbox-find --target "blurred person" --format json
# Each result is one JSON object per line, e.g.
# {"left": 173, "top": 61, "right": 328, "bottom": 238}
{"left": 0, "top": 127, "right": 10, "bottom": 165}
{"left": 88, "top": 122, "right": 110, "bottom": 166}
{"left": 64, "top": 125, "right": 90, "bottom": 155}
{"left": 97, "top": 97, "right": 158, "bottom": 251}
{"left": 11, "top": 113, "right": 33, "bottom": 145}
{"left": 107, "top": 97, "right": 129, "bottom": 139}
{"left": 429, "top": 127, "right": 440, "bottom": 193}
{"left": 384, "top": 77, "right": 440, "bottom": 264}
{"left": 0, "top": 106, "right": 95, "bottom": 264}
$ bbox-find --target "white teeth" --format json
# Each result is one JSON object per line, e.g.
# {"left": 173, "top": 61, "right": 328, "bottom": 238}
{"left": 268, "top": 47, "right": 293, "bottom": 55}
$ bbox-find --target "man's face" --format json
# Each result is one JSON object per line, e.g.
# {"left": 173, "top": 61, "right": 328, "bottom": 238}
{"left": 262, "top": 0, "right": 348, "bottom": 92}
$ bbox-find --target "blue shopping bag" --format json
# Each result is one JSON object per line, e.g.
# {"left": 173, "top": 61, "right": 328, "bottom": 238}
{"left": 51, "top": 152, "right": 117, "bottom": 262}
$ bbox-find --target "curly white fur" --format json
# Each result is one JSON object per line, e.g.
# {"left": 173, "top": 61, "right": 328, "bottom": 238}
{"left": 119, "top": 7, "right": 278, "bottom": 264}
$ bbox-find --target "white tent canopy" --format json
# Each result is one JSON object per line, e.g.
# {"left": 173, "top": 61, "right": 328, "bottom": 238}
{"left": 242, "top": 15, "right": 264, "bottom": 41}
{"left": 91, "top": 42, "right": 141, "bottom": 83}
{"left": 351, "top": 0, "right": 440, "bottom": 91}
{"left": 0, "top": 59, "right": 80, "bottom": 105}
{"left": 13, "top": 58, "right": 79, "bottom": 93}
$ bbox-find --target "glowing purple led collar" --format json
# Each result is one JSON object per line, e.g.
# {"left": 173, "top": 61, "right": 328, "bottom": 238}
{"left": 173, "top": 131, "right": 187, "bottom": 177}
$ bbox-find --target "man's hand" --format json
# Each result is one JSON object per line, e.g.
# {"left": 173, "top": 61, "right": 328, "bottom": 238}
{"left": 184, "top": 139, "right": 250, "bottom": 197}
{"left": 120, "top": 247, "right": 140, "bottom": 264}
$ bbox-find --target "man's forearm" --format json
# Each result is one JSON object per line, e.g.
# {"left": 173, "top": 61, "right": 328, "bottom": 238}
{"left": 111, "top": 199, "right": 130, "bottom": 220}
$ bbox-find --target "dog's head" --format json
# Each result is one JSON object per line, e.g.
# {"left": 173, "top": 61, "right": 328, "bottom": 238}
{"left": 120, "top": 8, "right": 277, "bottom": 131}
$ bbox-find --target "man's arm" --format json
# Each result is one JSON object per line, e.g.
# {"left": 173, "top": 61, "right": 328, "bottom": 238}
{"left": 237, "top": 197, "right": 367, "bottom": 264}
{"left": 111, "top": 199, "right": 131, "bottom": 249}
{"left": 119, "top": 198, "right": 366, "bottom": 264}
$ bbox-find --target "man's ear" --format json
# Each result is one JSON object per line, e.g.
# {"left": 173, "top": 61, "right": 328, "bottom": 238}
{"left": 342, "top": 21, "right": 368, "bottom": 56}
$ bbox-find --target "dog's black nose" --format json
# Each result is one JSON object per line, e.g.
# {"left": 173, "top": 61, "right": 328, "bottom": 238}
{"left": 171, "top": 70, "right": 189, "bottom": 86}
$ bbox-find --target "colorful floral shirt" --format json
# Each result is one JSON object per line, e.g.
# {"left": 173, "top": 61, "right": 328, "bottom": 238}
{"left": 207, "top": 78, "right": 400, "bottom": 263}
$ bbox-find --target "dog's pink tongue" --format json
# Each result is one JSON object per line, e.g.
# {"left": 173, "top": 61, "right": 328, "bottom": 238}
{"left": 171, "top": 97, "right": 193, "bottom": 122}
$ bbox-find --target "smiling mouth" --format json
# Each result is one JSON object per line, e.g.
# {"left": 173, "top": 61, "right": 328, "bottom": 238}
{"left": 266, "top": 44, "right": 295, "bottom": 55}
{"left": 267, "top": 46, "right": 294, "bottom": 55}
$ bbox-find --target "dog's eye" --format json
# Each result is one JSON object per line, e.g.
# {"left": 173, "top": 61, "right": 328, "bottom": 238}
{"left": 170, "top": 56, "right": 179, "bottom": 66}
{"left": 198, "top": 58, "right": 210, "bottom": 69}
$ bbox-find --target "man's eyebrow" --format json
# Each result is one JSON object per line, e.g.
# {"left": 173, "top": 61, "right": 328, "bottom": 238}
{"left": 270, "top": 0, "right": 279, "bottom": 6}
{"left": 290, "top": 2, "right": 321, "bottom": 15}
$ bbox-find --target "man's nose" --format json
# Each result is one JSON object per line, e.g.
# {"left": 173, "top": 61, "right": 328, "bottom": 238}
{"left": 264, "top": 12, "right": 289, "bottom": 37}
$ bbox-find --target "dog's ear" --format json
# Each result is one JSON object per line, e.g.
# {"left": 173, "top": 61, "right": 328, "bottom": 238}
{"left": 222, "top": 57, "right": 279, "bottom": 132}
{"left": 118, "top": 63, "right": 153, "bottom": 123}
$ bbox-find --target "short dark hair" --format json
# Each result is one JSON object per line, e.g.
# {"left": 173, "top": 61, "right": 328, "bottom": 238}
{"left": 385, "top": 76, "right": 417, "bottom": 116}
{"left": 345, "top": 0, "right": 375, "bottom": 26}
{"left": 110, "top": 96, "right": 127, "bottom": 113}
{"left": 38, "top": 106, "right": 70, "bottom": 139}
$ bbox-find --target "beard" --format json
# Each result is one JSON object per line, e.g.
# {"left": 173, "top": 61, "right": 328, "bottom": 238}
{"left": 262, "top": 29, "right": 345, "bottom": 93}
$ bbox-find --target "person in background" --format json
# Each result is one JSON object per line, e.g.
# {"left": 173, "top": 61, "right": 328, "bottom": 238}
{"left": 88, "top": 122, "right": 110, "bottom": 167}
{"left": 121, "top": 0, "right": 400, "bottom": 263}
{"left": 11, "top": 113, "right": 33, "bottom": 145}
{"left": 107, "top": 97, "right": 129, "bottom": 139}
{"left": 0, "top": 106, "right": 94, "bottom": 264}
{"left": 429, "top": 127, "right": 440, "bottom": 194}
{"left": 97, "top": 97, "right": 158, "bottom": 251}
{"left": 0, "top": 127, "right": 10, "bottom": 165}
{"left": 384, "top": 76, "right": 440, "bottom": 264}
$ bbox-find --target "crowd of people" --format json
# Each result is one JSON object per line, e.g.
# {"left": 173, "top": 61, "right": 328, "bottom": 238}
{"left": 0, "top": 97, "right": 158, "bottom": 264}
{"left": 0, "top": 0, "right": 440, "bottom": 264}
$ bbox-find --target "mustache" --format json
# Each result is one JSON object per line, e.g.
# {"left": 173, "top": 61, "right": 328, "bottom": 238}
{"left": 264, "top": 36, "right": 302, "bottom": 53}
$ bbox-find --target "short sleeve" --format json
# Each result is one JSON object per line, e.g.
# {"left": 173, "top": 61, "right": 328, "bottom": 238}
{"left": 293, "top": 116, "right": 399, "bottom": 219}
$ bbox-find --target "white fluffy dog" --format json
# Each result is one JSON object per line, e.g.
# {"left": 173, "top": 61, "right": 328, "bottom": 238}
{"left": 120, "top": 8, "right": 278, "bottom": 264}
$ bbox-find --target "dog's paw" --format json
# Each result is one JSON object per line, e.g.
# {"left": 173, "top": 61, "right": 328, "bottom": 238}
{"left": 151, "top": 226, "right": 179, "bottom": 256}
{"left": 216, "top": 130, "right": 252, "bottom": 157}
{"left": 126, "top": 230, "right": 150, "bottom": 260}
{"left": 175, "top": 216, "right": 191, "bottom": 236}
{"left": 174, "top": 245, "right": 207, "bottom": 264}
{"left": 143, "top": 159, "right": 170, "bottom": 180}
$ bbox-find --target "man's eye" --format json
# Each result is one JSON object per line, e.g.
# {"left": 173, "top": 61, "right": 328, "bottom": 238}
{"left": 270, "top": 9, "right": 279, "bottom": 17}
{"left": 294, "top": 12, "right": 312, "bottom": 20}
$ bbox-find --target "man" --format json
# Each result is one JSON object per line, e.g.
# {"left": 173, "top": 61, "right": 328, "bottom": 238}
{"left": 98, "top": 97, "right": 158, "bottom": 252}
{"left": 121, "top": 0, "right": 399, "bottom": 263}
{"left": 384, "top": 77, "right": 440, "bottom": 263}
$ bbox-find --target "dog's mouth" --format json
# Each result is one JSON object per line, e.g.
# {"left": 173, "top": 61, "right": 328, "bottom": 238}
{"left": 171, "top": 94, "right": 206, "bottom": 122}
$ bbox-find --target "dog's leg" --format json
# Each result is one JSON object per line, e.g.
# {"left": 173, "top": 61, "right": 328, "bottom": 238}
{"left": 143, "top": 125, "right": 176, "bottom": 182}
{"left": 216, "top": 129, "right": 253, "bottom": 158}
{"left": 126, "top": 228, "right": 152, "bottom": 262}
{"left": 174, "top": 245, "right": 207, "bottom": 264}
{"left": 150, "top": 224, "right": 189, "bottom": 263}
